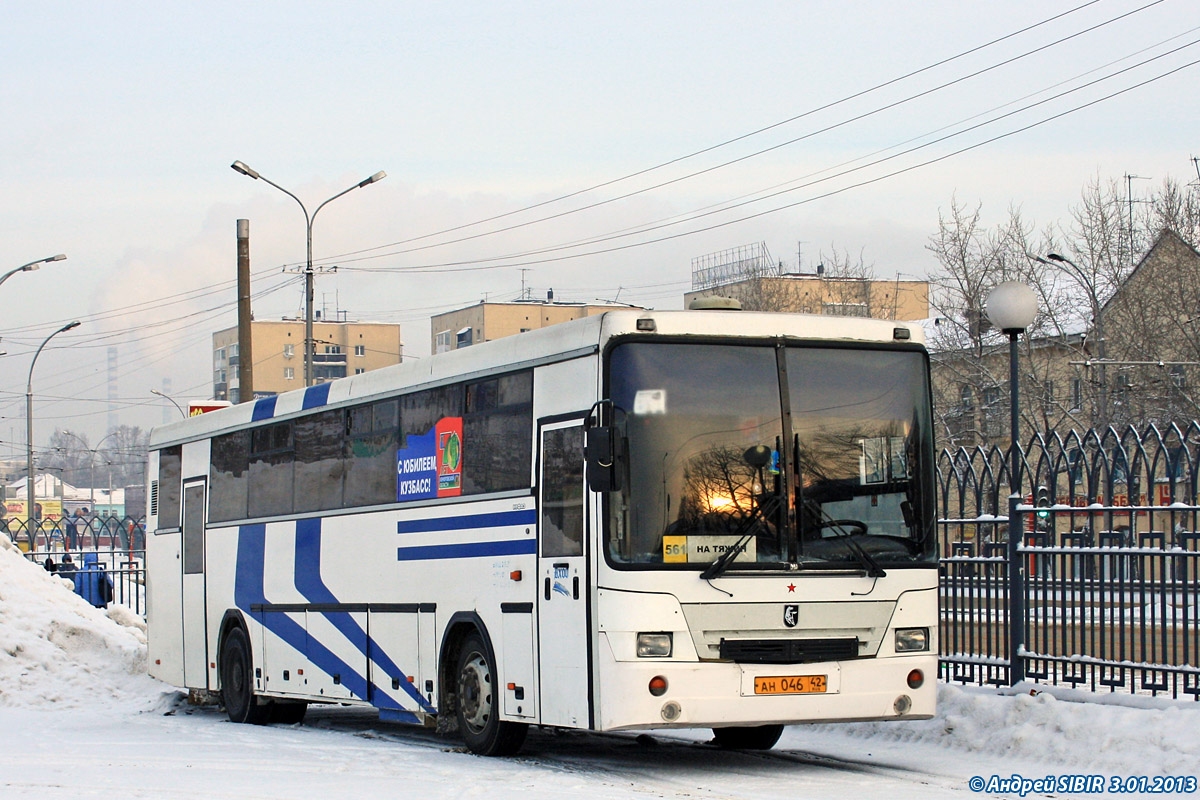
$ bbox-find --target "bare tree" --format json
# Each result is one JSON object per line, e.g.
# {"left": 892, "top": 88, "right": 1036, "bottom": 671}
{"left": 929, "top": 167, "right": 1200, "bottom": 449}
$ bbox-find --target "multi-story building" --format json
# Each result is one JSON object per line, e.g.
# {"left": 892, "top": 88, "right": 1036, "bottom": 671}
{"left": 683, "top": 270, "right": 929, "bottom": 321}
{"left": 430, "top": 299, "right": 627, "bottom": 354}
{"left": 212, "top": 317, "right": 403, "bottom": 401}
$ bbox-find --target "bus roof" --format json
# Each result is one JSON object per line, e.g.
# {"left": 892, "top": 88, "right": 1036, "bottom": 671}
{"left": 149, "top": 309, "right": 924, "bottom": 448}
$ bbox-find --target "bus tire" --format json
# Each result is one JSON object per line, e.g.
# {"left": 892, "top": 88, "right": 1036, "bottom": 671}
{"left": 220, "top": 627, "right": 270, "bottom": 725}
{"left": 711, "top": 724, "right": 784, "bottom": 750}
{"left": 454, "top": 632, "right": 527, "bottom": 756}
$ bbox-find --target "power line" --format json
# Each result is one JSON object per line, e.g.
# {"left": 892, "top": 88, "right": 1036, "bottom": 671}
{"left": 338, "top": 49, "right": 1200, "bottom": 275}
{"left": 306, "top": 0, "right": 1114, "bottom": 265}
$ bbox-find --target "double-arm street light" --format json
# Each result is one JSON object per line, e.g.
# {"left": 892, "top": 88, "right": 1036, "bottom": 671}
{"left": 27, "top": 321, "right": 81, "bottom": 539}
{"left": 230, "top": 161, "right": 386, "bottom": 387}
{"left": 986, "top": 281, "right": 1038, "bottom": 686}
{"left": 58, "top": 429, "right": 120, "bottom": 511}
{"left": 1, "top": 254, "right": 66, "bottom": 290}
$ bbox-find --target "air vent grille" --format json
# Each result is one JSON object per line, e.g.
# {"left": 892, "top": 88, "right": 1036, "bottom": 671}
{"left": 719, "top": 637, "right": 859, "bottom": 664}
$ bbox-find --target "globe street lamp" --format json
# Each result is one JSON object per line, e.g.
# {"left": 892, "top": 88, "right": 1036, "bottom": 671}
{"left": 0, "top": 254, "right": 66, "bottom": 290}
{"left": 26, "top": 320, "right": 81, "bottom": 550}
{"left": 231, "top": 161, "right": 386, "bottom": 387}
{"left": 985, "top": 281, "right": 1037, "bottom": 686}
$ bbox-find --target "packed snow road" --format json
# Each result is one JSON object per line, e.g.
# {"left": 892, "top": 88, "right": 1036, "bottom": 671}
{"left": 0, "top": 699, "right": 972, "bottom": 800}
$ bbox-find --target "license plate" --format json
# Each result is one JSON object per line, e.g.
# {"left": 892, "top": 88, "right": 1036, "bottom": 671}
{"left": 754, "top": 674, "right": 827, "bottom": 695}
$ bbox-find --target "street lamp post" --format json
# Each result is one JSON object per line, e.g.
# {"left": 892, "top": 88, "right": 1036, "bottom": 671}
{"left": 26, "top": 321, "right": 81, "bottom": 549}
{"left": 151, "top": 388, "right": 187, "bottom": 419}
{"left": 986, "top": 282, "right": 1038, "bottom": 687}
{"left": 230, "top": 161, "right": 386, "bottom": 387}
{"left": 1046, "top": 252, "right": 1108, "bottom": 427}
{"left": 0, "top": 254, "right": 66, "bottom": 290}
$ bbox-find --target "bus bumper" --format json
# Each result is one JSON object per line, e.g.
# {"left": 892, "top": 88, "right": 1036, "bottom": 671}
{"left": 594, "top": 644, "right": 937, "bottom": 732}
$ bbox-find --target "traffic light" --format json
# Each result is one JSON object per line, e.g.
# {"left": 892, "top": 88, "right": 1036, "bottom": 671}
{"left": 1035, "top": 486, "right": 1051, "bottom": 532}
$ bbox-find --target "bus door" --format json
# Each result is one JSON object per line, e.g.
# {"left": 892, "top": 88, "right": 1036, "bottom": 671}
{"left": 536, "top": 419, "right": 591, "bottom": 728}
{"left": 181, "top": 480, "right": 209, "bottom": 689}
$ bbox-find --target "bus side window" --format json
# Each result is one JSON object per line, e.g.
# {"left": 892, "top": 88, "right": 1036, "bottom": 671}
{"left": 157, "top": 446, "right": 183, "bottom": 528}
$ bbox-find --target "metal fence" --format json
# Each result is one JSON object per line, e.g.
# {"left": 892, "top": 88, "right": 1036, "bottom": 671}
{"left": 6, "top": 515, "right": 147, "bottom": 616}
{"left": 939, "top": 422, "right": 1200, "bottom": 700}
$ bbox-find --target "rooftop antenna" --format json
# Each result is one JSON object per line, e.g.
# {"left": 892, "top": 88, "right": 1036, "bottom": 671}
{"left": 519, "top": 268, "right": 531, "bottom": 300}
{"left": 1191, "top": 156, "right": 1200, "bottom": 185}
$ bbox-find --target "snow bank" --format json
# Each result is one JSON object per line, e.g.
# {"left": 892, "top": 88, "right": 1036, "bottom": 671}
{"left": 0, "top": 537, "right": 171, "bottom": 712}
{"left": 838, "top": 682, "right": 1200, "bottom": 776}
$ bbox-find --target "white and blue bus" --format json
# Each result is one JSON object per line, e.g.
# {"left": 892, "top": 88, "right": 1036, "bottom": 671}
{"left": 147, "top": 308, "right": 938, "bottom": 755}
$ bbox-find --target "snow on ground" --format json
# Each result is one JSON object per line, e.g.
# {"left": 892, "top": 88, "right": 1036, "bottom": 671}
{"left": 0, "top": 536, "right": 171, "bottom": 713}
{"left": 1, "top": 535, "right": 1197, "bottom": 799}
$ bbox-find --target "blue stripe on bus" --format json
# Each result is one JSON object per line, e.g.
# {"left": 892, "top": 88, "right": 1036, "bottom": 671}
{"left": 232, "top": 524, "right": 372, "bottom": 708}
{"left": 251, "top": 396, "right": 278, "bottom": 422}
{"left": 395, "top": 508, "right": 537, "bottom": 535}
{"left": 396, "top": 537, "right": 537, "bottom": 562}
{"left": 302, "top": 383, "right": 331, "bottom": 410}
{"left": 378, "top": 708, "right": 422, "bottom": 725}
{"left": 293, "top": 518, "right": 434, "bottom": 712}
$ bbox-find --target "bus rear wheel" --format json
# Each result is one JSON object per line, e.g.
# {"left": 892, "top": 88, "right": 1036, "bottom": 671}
{"left": 455, "top": 633, "right": 527, "bottom": 756}
{"left": 712, "top": 724, "right": 784, "bottom": 750}
{"left": 221, "top": 627, "right": 271, "bottom": 725}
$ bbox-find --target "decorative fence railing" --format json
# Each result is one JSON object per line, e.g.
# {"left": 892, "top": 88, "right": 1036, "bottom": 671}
{"left": 5, "top": 516, "right": 147, "bottom": 617}
{"left": 939, "top": 422, "right": 1200, "bottom": 700}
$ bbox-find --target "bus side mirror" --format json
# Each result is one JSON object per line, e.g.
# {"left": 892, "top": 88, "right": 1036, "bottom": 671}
{"left": 585, "top": 426, "right": 623, "bottom": 492}
{"left": 584, "top": 400, "right": 623, "bottom": 493}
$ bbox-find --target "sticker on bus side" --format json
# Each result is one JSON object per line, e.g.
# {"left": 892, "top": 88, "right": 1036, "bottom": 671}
{"left": 396, "top": 417, "right": 463, "bottom": 501}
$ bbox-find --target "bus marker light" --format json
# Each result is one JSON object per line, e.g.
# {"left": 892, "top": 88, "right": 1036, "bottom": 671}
{"left": 510, "top": 570, "right": 522, "bottom": 581}
{"left": 661, "top": 701, "right": 681, "bottom": 722}
{"left": 507, "top": 683, "right": 516, "bottom": 690}
{"left": 907, "top": 669, "right": 924, "bottom": 689}
{"left": 894, "top": 695, "right": 912, "bottom": 715}
{"left": 649, "top": 676, "right": 668, "bottom": 696}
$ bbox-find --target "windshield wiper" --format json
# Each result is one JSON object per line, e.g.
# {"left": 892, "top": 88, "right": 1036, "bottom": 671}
{"left": 699, "top": 493, "right": 781, "bottom": 581}
{"left": 800, "top": 498, "right": 886, "bottom": 578}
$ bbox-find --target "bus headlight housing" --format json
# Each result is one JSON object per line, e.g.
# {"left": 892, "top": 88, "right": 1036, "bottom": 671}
{"left": 636, "top": 632, "right": 673, "bottom": 657}
{"left": 894, "top": 627, "right": 929, "bottom": 653}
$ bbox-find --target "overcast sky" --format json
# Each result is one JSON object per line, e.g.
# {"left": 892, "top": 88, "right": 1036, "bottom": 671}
{"left": 1, "top": 0, "right": 1197, "bottom": 452}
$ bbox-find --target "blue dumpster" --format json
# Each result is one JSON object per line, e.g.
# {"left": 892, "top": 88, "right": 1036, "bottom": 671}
{"left": 74, "top": 552, "right": 113, "bottom": 608}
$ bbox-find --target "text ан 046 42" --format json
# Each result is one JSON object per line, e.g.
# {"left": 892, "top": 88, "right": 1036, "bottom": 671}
{"left": 753, "top": 675, "right": 827, "bottom": 695}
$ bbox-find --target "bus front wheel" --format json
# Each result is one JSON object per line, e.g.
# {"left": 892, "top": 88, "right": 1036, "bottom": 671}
{"left": 454, "top": 633, "right": 527, "bottom": 756}
{"left": 221, "top": 627, "right": 271, "bottom": 725}
{"left": 712, "top": 724, "right": 784, "bottom": 750}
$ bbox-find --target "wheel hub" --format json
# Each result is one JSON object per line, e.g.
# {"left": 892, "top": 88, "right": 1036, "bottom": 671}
{"left": 458, "top": 653, "right": 492, "bottom": 733}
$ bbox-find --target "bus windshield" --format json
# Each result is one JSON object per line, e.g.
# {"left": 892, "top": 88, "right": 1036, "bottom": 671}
{"left": 604, "top": 341, "right": 936, "bottom": 570}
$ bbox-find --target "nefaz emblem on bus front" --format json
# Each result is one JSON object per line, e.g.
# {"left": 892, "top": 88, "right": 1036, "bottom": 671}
{"left": 783, "top": 605, "right": 799, "bottom": 628}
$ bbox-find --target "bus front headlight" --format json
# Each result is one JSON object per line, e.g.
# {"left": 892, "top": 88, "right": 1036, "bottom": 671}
{"left": 636, "top": 632, "right": 673, "bottom": 657}
{"left": 895, "top": 628, "right": 929, "bottom": 653}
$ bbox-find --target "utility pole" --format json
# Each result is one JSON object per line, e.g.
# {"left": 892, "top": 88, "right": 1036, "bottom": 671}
{"left": 236, "top": 219, "right": 254, "bottom": 402}
{"left": 1124, "top": 174, "right": 1150, "bottom": 266}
